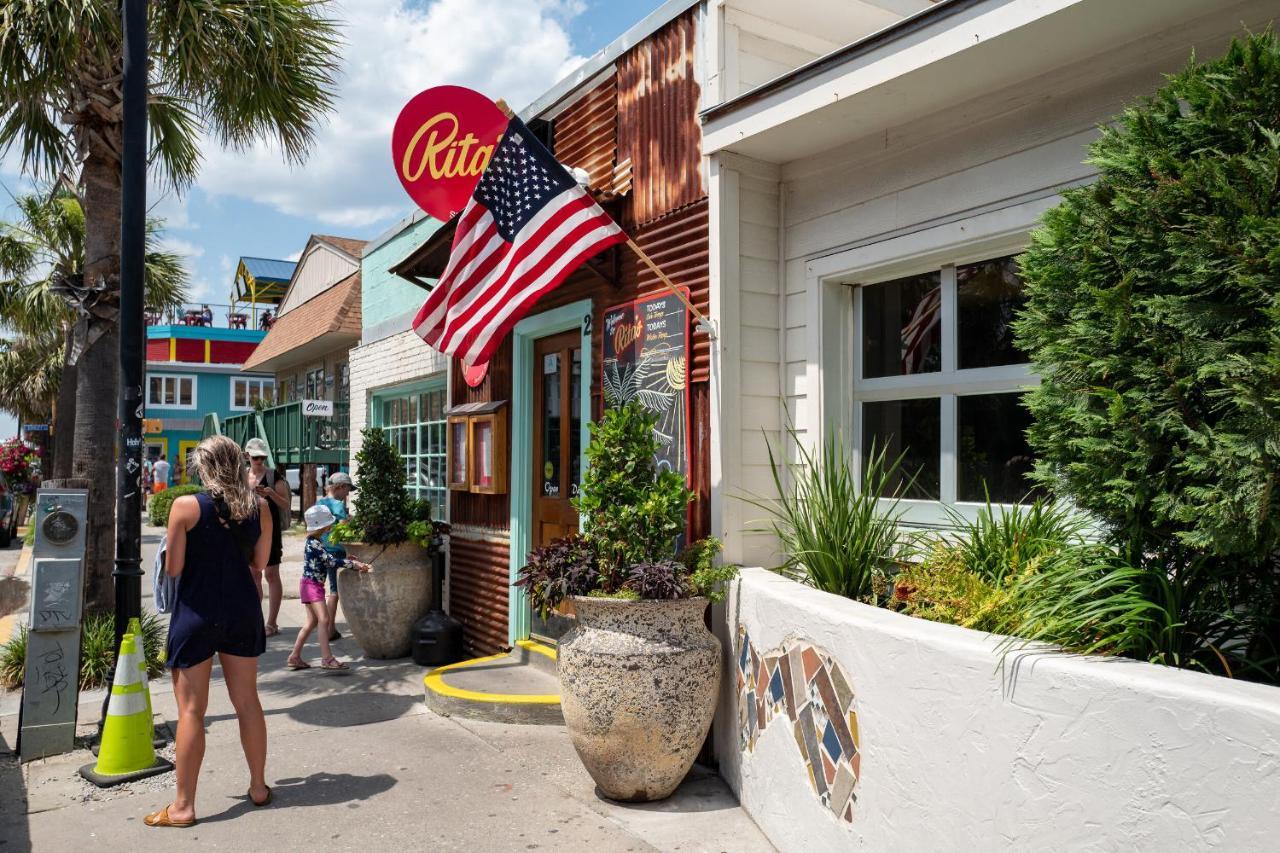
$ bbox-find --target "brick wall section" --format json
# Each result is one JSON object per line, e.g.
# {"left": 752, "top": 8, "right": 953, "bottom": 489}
{"left": 347, "top": 327, "right": 448, "bottom": 483}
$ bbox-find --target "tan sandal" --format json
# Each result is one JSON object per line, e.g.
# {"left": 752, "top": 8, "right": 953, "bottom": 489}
{"left": 144, "top": 805, "right": 196, "bottom": 828}
{"left": 286, "top": 657, "right": 311, "bottom": 671}
{"left": 264, "top": 624, "right": 280, "bottom": 637}
{"left": 320, "top": 657, "right": 348, "bottom": 670}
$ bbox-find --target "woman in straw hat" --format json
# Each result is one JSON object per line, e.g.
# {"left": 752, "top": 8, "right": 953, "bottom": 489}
{"left": 146, "top": 435, "right": 273, "bottom": 828}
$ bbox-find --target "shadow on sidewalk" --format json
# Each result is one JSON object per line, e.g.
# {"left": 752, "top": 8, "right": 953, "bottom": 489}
{"left": 195, "top": 770, "right": 398, "bottom": 824}
{"left": 0, "top": 739, "right": 32, "bottom": 853}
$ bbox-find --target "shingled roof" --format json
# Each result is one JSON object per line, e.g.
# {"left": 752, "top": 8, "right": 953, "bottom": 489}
{"left": 242, "top": 270, "right": 361, "bottom": 372}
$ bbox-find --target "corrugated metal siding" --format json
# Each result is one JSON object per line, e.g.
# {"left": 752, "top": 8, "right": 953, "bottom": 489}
{"left": 449, "top": 534, "right": 511, "bottom": 655}
{"left": 553, "top": 77, "right": 617, "bottom": 193}
{"left": 617, "top": 9, "right": 703, "bottom": 226}
{"left": 620, "top": 200, "right": 711, "bottom": 382}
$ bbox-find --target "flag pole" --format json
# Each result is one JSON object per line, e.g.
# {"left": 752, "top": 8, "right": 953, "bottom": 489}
{"left": 623, "top": 238, "right": 715, "bottom": 337}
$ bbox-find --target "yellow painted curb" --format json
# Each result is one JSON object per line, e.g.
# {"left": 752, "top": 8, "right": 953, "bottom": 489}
{"left": 424, "top": 651, "right": 560, "bottom": 705}
{"left": 0, "top": 547, "right": 33, "bottom": 643}
{"left": 515, "top": 639, "right": 557, "bottom": 661}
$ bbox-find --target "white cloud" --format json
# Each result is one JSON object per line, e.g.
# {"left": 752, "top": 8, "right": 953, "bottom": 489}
{"left": 284, "top": 249, "right": 303, "bottom": 262}
{"left": 195, "top": 0, "right": 587, "bottom": 228}
{"left": 158, "top": 236, "right": 205, "bottom": 260}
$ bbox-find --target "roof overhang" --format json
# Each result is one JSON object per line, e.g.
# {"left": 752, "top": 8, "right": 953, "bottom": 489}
{"left": 701, "top": 0, "right": 1266, "bottom": 163}
{"left": 240, "top": 331, "right": 359, "bottom": 375}
{"left": 390, "top": 216, "right": 459, "bottom": 289}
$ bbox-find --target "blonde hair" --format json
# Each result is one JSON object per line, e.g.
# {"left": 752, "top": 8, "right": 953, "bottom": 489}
{"left": 190, "top": 436, "right": 259, "bottom": 521}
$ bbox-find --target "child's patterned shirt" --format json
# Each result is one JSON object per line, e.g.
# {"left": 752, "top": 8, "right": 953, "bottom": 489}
{"left": 303, "top": 536, "right": 351, "bottom": 583}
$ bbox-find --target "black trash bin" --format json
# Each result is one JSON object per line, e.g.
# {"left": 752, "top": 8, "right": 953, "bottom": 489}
{"left": 412, "top": 544, "right": 465, "bottom": 666}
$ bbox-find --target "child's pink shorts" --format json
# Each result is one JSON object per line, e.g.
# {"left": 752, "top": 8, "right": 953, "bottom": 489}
{"left": 300, "top": 578, "right": 326, "bottom": 603}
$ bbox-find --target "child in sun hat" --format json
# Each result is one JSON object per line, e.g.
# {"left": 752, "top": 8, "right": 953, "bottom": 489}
{"left": 315, "top": 471, "right": 353, "bottom": 641}
{"left": 287, "top": 503, "right": 371, "bottom": 671}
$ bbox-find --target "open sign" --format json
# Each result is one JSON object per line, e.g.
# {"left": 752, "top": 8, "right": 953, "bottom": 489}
{"left": 302, "top": 399, "right": 334, "bottom": 417}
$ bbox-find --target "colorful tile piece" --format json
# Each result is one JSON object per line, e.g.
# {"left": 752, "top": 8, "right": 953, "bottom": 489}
{"left": 736, "top": 628, "right": 861, "bottom": 824}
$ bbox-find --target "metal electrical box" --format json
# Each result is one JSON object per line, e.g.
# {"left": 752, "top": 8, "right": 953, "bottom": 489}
{"left": 18, "top": 488, "right": 89, "bottom": 761}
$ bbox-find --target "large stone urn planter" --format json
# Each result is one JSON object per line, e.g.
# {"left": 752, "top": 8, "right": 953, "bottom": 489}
{"left": 338, "top": 541, "right": 432, "bottom": 659}
{"left": 558, "top": 596, "right": 720, "bottom": 802}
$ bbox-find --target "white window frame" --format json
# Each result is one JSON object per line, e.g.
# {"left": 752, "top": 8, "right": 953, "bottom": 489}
{"left": 230, "top": 377, "right": 275, "bottom": 411}
{"left": 807, "top": 198, "right": 1054, "bottom": 527}
{"left": 146, "top": 373, "right": 198, "bottom": 410}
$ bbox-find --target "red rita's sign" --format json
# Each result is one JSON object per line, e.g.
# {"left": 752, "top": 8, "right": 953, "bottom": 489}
{"left": 391, "top": 85, "right": 508, "bottom": 221}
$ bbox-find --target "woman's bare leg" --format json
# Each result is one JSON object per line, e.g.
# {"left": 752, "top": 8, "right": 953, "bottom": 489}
{"left": 168, "top": 658, "right": 213, "bottom": 821}
{"left": 219, "top": 652, "right": 268, "bottom": 802}
{"left": 264, "top": 564, "right": 283, "bottom": 629}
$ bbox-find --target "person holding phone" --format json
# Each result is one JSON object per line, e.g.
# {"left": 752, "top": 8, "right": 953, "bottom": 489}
{"left": 244, "top": 438, "right": 289, "bottom": 636}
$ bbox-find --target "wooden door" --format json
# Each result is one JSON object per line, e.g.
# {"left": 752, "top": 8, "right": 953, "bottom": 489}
{"left": 531, "top": 330, "right": 583, "bottom": 641}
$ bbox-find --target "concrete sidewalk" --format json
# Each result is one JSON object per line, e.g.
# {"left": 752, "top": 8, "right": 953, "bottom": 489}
{"left": 0, "top": 529, "right": 773, "bottom": 853}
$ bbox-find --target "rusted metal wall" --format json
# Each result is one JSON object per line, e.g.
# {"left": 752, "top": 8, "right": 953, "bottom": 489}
{"left": 449, "top": 534, "right": 511, "bottom": 656}
{"left": 617, "top": 8, "right": 703, "bottom": 227}
{"left": 553, "top": 77, "right": 617, "bottom": 193}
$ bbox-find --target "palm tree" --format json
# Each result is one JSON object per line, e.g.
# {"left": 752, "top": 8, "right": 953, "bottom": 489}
{"left": 0, "top": 188, "right": 189, "bottom": 471}
{"left": 0, "top": 2, "right": 339, "bottom": 612}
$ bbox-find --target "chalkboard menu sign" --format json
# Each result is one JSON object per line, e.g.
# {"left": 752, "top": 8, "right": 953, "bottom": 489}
{"left": 602, "top": 289, "right": 691, "bottom": 482}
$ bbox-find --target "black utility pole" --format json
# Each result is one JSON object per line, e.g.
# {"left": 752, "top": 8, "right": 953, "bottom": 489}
{"left": 114, "top": 0, "right": 147, "bottom": 654}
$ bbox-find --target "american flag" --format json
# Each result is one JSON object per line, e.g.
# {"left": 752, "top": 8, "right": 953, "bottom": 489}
{"left": 412, "top": 115, "right": 625, "bottom": 367}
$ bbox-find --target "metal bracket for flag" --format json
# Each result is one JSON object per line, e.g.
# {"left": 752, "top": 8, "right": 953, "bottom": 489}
{"left": 625, "top": 238, "right": 717, "bottom": 340}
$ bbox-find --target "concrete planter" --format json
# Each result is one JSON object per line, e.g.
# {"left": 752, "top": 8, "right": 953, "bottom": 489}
{"left": 559, "top": 596, "right": 720, "bottom": 802}
{"left": 338, "top": 541, "right": 432, "bottom": 659}
{"left": 718, "top": 567, "right": 1280, "bottom": 852}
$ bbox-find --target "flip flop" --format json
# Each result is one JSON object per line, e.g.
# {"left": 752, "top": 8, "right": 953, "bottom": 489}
{"left": 248, "top": 785, "right": 272, "bottom": 807}
{"left": 320, "top": 657, "right": 349, "bottom": 670}
{"left": 264, "top": 624, "right": 280, "bottom": 637}
{"left": 286, "top": 658, "right": 311, "bottom": 671}
{"left": 144, "top": 805, "right": 196, "bottom": 828}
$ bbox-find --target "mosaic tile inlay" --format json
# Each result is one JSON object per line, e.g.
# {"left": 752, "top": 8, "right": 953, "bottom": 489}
{"left": 737, "top": 628, "right": 861, "bottom": 823}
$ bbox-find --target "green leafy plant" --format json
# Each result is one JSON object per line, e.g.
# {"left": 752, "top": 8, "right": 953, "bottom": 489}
{"left": 0, "top": 613, "right": 166, "bottom": 690}
{"left": 574, "top": 403, "right": 692, "bottom": 587}
{"left": 350, "top": 427, "right": 410, "bottom": 546}
{"left": 22, "top": 523, "right": 35, "bottom": 546}
{"left": 1001, "top": 547, "right": 1275, "bottom": 678}
{"left": 1014, "top": 32, "right": 1280, "bottom": 681}
{"left": 517, "top": 402, "right": 734, "bottom": 612}
{"left": 942, "top": 497, "right": 1086, "bottom": 586}
{"left": 147, "top": 484, "right": 203, "bottom": 527}
{"left": 745, "top": 430, "right": 908, "bottom": 601}
{"left": 327, "top": 519, "right": 358, "bottom": 545}
{"left": 0, "top": 624, "right": 25, "bottom": 688}
{"left": 892, "top": 544, "right": 1022, "bottom": 634}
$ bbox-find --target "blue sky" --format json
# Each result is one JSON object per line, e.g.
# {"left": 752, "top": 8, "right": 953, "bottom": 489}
{"left": 0, "top": 0, "right": 664, "bottom": 440}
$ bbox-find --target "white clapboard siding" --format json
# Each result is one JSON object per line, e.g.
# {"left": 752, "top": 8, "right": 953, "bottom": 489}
{"left": 278, "top": 244, "right": 359, "bottom": 316}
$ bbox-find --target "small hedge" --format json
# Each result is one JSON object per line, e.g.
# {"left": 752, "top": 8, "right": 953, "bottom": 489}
{"left": 0, "top": 612, "right": 167, "bottom": 690}
{"left": 148, "top": 484, "right": 203, "bottom": 527}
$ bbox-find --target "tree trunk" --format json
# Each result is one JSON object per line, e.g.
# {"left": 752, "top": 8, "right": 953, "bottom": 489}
{"left": 51, "top": 327, "right": 77, "bottom": 481}
{"left": 75, "top": 151, "right": 123, "bottom": 615}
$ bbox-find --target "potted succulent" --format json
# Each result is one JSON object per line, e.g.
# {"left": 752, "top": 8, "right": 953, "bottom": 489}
{"left": 517, "top": 402, "right": 737, "bottom": 802}
{"left": 330, "top": 427, "right": 444, "bottom": 659}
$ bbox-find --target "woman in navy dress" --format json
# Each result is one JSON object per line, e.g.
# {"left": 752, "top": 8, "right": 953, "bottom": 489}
{"left": 146, "top": 435, "right": 273, "bottom": 828}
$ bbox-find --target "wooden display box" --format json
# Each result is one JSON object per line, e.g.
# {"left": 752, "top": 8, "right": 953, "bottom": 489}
{"left": 445, "top": 401, "right": 508, "bottom": 495}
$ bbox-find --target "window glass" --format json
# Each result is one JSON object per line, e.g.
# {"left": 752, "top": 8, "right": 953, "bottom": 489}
{"left": 957, "top": 393, "right": 1039, "bottom": 503}
{"left": 234, "top": 382, "right": 247, "bottom": 408}
{"left": 958, "top": 256, "right": 1028, "bottom": 369}
{"left": 149, "top": 377, "right": 162, "bottom": 406}
{"left": 179, "top": 378, "right": 192, "bottom": 406}
{"left": 862, "top": 397, "right": 941, "bottom": 500}
{"left": 569, "top": 348, "right": 582, "bottom": 496}
{"left": 374, "top": 386, "right": 447, "bottom": 518}
{"left": 540, "top": 352, "right": 562, "bottom": 498}
{"left": 862, "top": 272, "right": 942, "bottom": 378}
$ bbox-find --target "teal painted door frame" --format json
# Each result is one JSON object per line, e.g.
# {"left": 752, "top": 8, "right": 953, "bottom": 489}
{"left": 508, "top": 300, "right": 593, "bottom": 645}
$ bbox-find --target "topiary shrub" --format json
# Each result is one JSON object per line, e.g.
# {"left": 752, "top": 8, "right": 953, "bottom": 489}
{"left": 1014, "top": 32, "right": 1280, "bottom": 680}
{"left": 573, "top": 402, "right": 692, "bottom": 588}
{"left": 350, "top": 427, "right": 409, "bottom": 545}
{"left": 148, "top": 484, "right": 203, "bottom": 527}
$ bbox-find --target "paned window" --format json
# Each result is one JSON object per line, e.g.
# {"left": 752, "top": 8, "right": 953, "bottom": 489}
{"left": 852, "top": 255, "right": 1038, "bottom": 513}
{"left": 374, "top": 386, "right": 448, "bottom": 519}
{"left": 231, "top": 377, "right": 275, "bottom": 410}
{"left": 146, "top": 374, "right": 196, "bottom": 409}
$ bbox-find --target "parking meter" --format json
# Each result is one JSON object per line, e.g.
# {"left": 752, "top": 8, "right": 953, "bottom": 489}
{"left": 17, "top": 488, "right": 89, "bottom": 761}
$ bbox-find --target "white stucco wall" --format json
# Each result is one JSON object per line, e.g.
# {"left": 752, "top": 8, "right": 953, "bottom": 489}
{"left": 715, "top": 568, "right": 1280, "bottom": 852}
